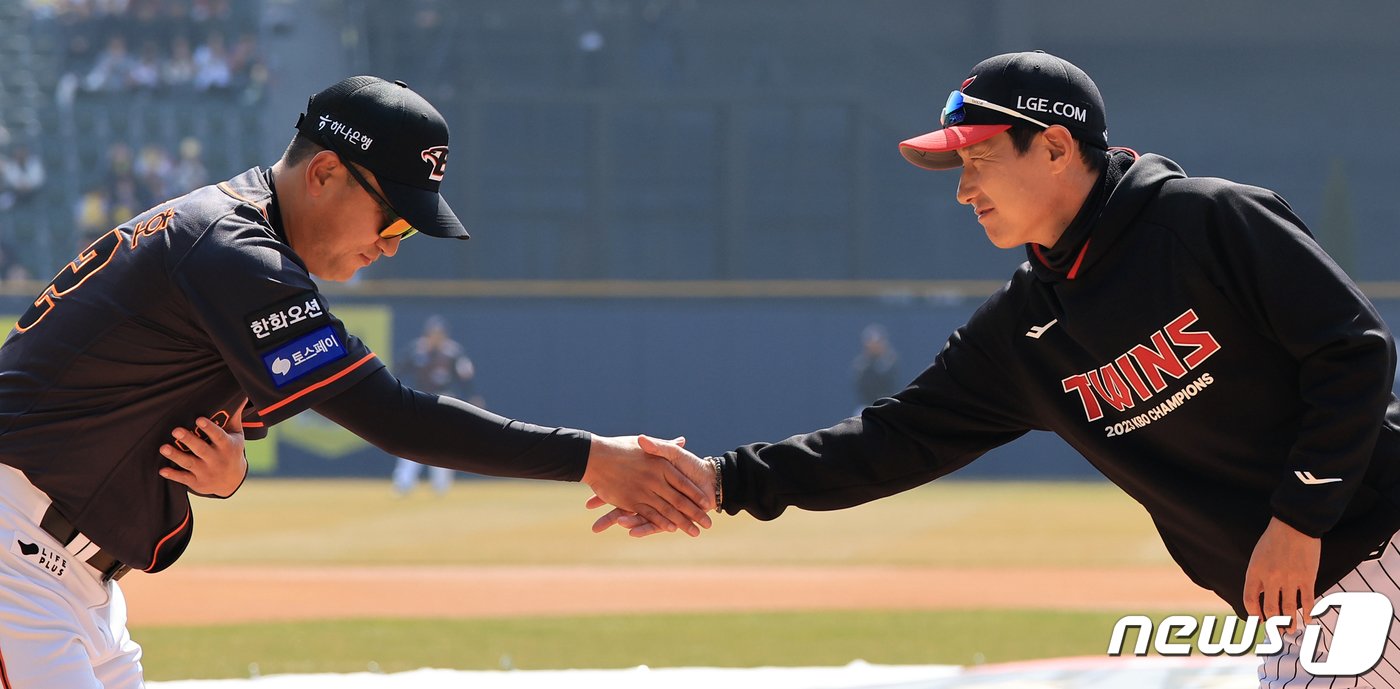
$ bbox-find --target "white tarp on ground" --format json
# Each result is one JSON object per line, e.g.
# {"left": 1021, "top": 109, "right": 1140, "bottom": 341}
{"left": 148, "top": 657, "right": 1262, "bottom": 689}
{"left": 148, "top": 663, "right": 958, "bottom": 689}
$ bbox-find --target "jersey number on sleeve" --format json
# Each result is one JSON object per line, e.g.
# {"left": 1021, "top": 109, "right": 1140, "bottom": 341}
{"left": 16, "top": 229, "right": 124, "bottom": 333}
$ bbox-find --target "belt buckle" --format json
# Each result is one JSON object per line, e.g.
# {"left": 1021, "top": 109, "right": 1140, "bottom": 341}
{"left": 102, "top": 562, "right": 132, "bottom": 582}
{"left": 85, "top": 548, "right": 132, "bottom": 582}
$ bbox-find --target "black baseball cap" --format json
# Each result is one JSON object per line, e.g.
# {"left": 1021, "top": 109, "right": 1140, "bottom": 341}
{"left": 899, "top": 51, "right": 1108, "bottom": 170}
{"left": 296, "top": 76, "right": 468, "bottom": 239}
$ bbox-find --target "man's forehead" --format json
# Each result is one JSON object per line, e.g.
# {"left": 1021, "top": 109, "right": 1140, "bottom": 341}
{"left": 959, "top": 140, "right": 995, "bottom": 157}
{"left": 960, "top": 133, "right": 1011, "bottom": 157}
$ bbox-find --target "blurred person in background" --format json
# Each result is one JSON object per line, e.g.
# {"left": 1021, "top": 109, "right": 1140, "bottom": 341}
{"left": 392, "top": 315, "right": 483, "bottom": 496}
{"left": 169, "top": 137, "right": 209, "bottom": 194}
{"left": 105, "top": 141, "right": 135, "bottom": 183}
{"left": 189, "top": 0, "right": 231, "bottom": 24}
{"left": 107, "top": 175, "right": 143, "bottom": 221}
{"left": 83, "top": 34, "right": 133, "bottom": 92}
{"left": 0, "top": 145, "right": 46, "bottom": 211}
{"left": 127, "top": 39, "right": 162, "bottom": 91}
{"left": 74, "top": 186, "right": 113, "bottom": 241}
{"left": 192, "top": 31, "right": 232, "bottom": 91}
{"left": 852, "top": 323, "right": 898, "bottom": 412}
{"left": 135, "top": 143, "right": 175, "bottom": 202}
{"left": 162, "top": 34, "right": 196, "bottom": 88}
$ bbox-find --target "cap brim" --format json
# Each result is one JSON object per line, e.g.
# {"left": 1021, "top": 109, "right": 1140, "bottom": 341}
{"left": 898, "top": 124, "right": 1011, "bottom": 170}
{"left": 379, "top": 178, "right": 470, "bottom": 240}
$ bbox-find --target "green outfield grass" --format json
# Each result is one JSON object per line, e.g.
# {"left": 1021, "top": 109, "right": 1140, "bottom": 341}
{"left": 179, "top": 478, "right": 1173, "bottom": 568}
{"left": 139, "top": 609, "right": 1208, "bottom": 680}
{"left": 135, "top": 479, "right": 1204, "bottom": 680}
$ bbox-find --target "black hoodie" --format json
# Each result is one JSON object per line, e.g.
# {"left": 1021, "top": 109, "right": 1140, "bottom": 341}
{"left": 718, "top": 152, "right": 1400, "bottom": 614}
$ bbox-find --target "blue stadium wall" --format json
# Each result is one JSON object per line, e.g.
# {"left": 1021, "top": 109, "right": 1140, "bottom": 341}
{"left": 5, "top": 290, "right": 1395, "bottom": 482}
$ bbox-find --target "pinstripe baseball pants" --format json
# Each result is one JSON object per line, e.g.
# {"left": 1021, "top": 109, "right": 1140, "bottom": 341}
{"left": 1260, "top": 536, "right": 1400, "bottom": 688}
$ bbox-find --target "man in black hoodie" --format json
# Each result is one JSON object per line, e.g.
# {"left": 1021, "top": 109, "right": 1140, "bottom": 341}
{"left": 594, "top": 51, "right": 1400, "bottom": 686}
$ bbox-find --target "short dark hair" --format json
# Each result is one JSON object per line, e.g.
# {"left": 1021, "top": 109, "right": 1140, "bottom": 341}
{"left": 281, "top": 132, "right": 325, "bottom": 166}
{"left": 1006, "top": 124, "right": 1106, "bottom": 174}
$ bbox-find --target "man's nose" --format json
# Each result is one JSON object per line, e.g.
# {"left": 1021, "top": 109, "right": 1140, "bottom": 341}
{"left": 956, "top": 168, "right": 976, "bottom": 206}
{"left": 377, "top": 234, "right": 401, "bottom": 257}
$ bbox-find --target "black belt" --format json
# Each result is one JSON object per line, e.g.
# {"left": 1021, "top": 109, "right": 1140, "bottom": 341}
{"left": 39, "top": 505, "right": 132, "bottom": 582}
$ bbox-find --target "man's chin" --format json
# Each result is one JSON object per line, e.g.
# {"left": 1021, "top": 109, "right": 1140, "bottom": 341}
{"left": 308, "top": 266, "right": 357, "bottom": 282}
{"left": 984, "top": 230, "right": 1022, "bottom": 250}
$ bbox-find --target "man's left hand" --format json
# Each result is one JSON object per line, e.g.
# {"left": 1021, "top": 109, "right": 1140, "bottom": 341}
{"left": 159, "top": 400, "right": 249, "bottom": 498}
{"left": 1243, "top": 516, "right": 1321, "bottom": 629}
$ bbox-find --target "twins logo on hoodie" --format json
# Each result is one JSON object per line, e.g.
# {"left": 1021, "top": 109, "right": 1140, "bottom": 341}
{"left": 1061, "top": 309, "right": 1221, "bottom": 425}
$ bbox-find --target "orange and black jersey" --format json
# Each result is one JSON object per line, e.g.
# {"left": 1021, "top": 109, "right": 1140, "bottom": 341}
{"left": 0, "top": 168, "right": 589, "bottom": 573}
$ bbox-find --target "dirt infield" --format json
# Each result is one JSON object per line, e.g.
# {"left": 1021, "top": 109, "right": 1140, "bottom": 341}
{"left": 121, "top": 564, "right": 1224, "bottom": 627}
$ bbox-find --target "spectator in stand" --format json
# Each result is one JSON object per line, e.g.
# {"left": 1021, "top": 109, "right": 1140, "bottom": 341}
{"left": 135, "top": 144, "right": 174, "bottom": 202}
{"left": 53, "top": 4, "right": 99, "bottom": 93}
{"left": 84, "top": 35, "right": 134, "bottom": 92}
{"left": 24, "top": 0, "right": 62, "bottom": 21}
{"left": 168, "top": 138, "right": 207, "bottom": 195}
{"left": 160, "top": 0, "right": 192, "bottom": 30}
{"left": 108, "top": 176, "right": 143, "bottom": 224}
{"left": 0, "top": 146, "right": 47, "bottom": 210}
{"left": 92, "top": 0, "right": 132, "bottom": 15}
{"left": 42, "top": 1, "right": 264, "bottom": 100}
{"left": 163, "top": 35, "right": 196, "bottom": 89}
{"left": 189, "top": 0, "right": 231, "bottom": 24}
{"left": 105, "top": 142, "right": 136, "bottom": 185}
{"left": 128, "top": 40, "right": 162, "bottom": 91}
{"left": 241, "top": 59, "right": 269, "bottom": 105}
{"left": 88, "top": 142, "right": 148, "bottom": 223}
{"left": 130, "top": 0, "right": 159, "bottom": 23}
{"left": 192, "top": 32, "right": 232, "bottom": 91}
{"left": 74, "top": 187, "right": 111, "bottom": 241}
{"left": 227, "top": 32, "right": 257, "bottom": 80}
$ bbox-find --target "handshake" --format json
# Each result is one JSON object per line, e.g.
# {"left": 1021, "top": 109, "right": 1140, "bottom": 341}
{"left": 581, "top": 435, "right": 719, "bottom": 539}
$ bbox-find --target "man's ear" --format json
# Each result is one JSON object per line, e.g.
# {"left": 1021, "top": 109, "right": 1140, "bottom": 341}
{"left": 1042, "top": 125, "right": 1077, "bottom": 168}
{"left": 304, "top": 150, "right": 340, "bottom": 197}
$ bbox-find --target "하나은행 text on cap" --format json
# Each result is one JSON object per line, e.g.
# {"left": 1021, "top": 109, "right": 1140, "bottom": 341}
{"left": 296, "top": 76, "right": 469, "bottom": 239}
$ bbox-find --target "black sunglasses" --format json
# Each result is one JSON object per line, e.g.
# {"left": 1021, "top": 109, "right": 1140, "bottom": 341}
{"left": 319, "top": 135, "right": 417, "bottom": 240}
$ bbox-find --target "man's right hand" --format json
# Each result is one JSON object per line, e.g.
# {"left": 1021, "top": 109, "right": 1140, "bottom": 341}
{"left": 588, "top": 435, "right": 717, "bottom": 538}
{"left": 581, "top": 434, "right": 714, "bottom": 537}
